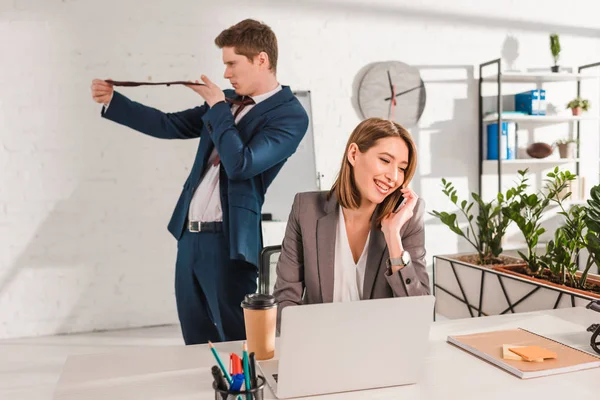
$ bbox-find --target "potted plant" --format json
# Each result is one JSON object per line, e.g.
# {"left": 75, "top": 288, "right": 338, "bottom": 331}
{"left": 550, "top": 34, "right": 561, "bottom": 72}
{"left": 566, "top": 97, "right": 590, "bottom": 116}
{"left": 432, "top": 168, "right": 600, "bottom": 320}
{"left": 429, "top": 175, "right": 527, "bottom": 266}
{"left": 496, "top": 169, "right": 600, "bottom": 299}
{"left": 554, "top": 138, "right": 578, "bottom": 159}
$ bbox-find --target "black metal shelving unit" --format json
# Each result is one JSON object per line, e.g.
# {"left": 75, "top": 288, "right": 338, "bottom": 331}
{"left": 478, "top": 59, "right": 600, "bottom": 197}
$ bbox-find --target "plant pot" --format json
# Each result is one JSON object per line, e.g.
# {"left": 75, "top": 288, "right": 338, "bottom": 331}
{"left": 433, "top": 254, "right": 599, "bottom": 320}
{"left": 557, "top": 142, "right": 577, "bottom": 158}
{"left": 551, "top": 65, "right": 560, "bottom": 73}
{"left": 493, "top": 265, "right": 600, "bottom": 300}
{"left": 571, "top": 107, "right": 583, "bottom": 116}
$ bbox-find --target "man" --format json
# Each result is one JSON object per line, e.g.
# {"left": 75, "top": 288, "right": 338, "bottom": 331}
{"left": 90, "top": 19, "right": 309, "bottom": 345}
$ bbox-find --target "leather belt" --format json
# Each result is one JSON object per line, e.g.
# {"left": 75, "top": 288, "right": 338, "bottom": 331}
{"left": 188, "top": 221, "right": 223, "bottom": 233}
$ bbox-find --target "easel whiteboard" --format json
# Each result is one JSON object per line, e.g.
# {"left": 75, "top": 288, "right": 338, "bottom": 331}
{"left": 262, "top": 90, "right": 319, "bottom": 221}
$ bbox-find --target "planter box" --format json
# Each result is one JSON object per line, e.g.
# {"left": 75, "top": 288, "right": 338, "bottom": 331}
{"left": 433, "top": 254, "right": 599, "bottom": 319}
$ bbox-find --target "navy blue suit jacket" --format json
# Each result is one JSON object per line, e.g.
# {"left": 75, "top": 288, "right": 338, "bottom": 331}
{"left": 102, "top": 86, "right": 309, "bottom": 267}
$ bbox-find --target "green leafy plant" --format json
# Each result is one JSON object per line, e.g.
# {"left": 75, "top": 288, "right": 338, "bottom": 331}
{"left": 502, "top": 168, "right": 576, "bottom": 273}
{"left": 550, "top": 34, "right": 561, "bottom": 66}
{"left": 430, "top": 174, "right": 526, "bottom": 265}
{"left": 541, "top": 183, "right": 600, "bottom": 289}
{"left": 554, "top": 138, "right": 578, "bottom": 146}
{"left": 566, "top": 97, "right": 590, "bottom": 111}
{"left": 583, "top": 185, "right": 600, "bottom": 279}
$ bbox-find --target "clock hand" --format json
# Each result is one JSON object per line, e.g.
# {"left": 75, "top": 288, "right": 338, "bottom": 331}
{"left": 383, "top": 83, "right": 424, "bottom": 101}
{"left": 389, "top": 84, "right": 397, "bottom": 120}
{"left": 387, "top": 70, "right": 394, "bottom": 98}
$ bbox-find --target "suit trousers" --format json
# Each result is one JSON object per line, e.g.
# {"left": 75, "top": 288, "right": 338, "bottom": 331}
{"left": 175, "top": 229, "right": 258, "bottom": 345}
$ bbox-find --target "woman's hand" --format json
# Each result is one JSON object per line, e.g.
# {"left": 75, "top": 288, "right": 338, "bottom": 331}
{"left": 381, "top": 187, "right": 419, "bottom": 241}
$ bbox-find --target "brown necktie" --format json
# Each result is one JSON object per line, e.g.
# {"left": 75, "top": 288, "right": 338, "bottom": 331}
{"left": 227, "top": 96, "right": 256, "bottom": 120}
{"left": 212, "top": 96, "right": 256, "bottom": 166}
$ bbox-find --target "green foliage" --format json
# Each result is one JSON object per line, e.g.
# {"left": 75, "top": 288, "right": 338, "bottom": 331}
{"left": 566, "top": 97, "right": 590, "bottom": 111}
{"left": 550, "top": 34, "right": 561, "bottom": 65}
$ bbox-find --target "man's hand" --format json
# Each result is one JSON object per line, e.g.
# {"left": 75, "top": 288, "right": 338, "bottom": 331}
{"left": 91, "top": 79, "right": 114, "bottom": 105}
{"left": 185, "top": 75, "right": 225, "bottom": 108}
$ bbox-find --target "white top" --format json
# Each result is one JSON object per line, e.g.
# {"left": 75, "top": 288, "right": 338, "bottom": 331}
{"left": 333, "top": 206, "right": 370, "bottom": 302}
{"left": 187, "top": 84, "right": 282, "bottom": 222}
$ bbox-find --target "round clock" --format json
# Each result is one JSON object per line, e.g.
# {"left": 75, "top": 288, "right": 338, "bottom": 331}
{"left": 357, "top": 61, "right": 426, "bottom": 128}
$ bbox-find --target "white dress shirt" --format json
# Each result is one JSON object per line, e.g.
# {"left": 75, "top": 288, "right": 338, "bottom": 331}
{"left": 188, "top": 84, "right": 282, "bottom": 222}
{"left": 333, "top": 207, "right": 370, "bottom": 302}
{"left": 103, "top": 84, "right": 283, "bottom": 223}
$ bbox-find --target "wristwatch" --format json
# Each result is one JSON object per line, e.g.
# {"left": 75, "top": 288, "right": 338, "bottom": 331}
{"left": 386, "top": 251, "right": 411, "bottom": 273}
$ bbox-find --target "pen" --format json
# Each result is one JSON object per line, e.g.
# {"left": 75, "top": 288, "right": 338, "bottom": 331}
{"left": 249, "top": 352, "right": 257, "bottom": 389}
{"left": 230, "top": 374, "right": 245, "bottom": 392}
{"left": 230, "top": 353, "right": 243, "bottom": 375}
{"left": 242, "top": 342, "right": 252, "bottom": 400}
{"left": 208, "top": 341, "right": 233, "bottom": 385}
{"left": 211, "top": 365, "right": 229, "bottom": 391}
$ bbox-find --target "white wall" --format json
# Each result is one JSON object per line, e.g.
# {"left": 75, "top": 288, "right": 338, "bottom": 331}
{"left": 2, "top": 0, "right": 600, "bottom": 338}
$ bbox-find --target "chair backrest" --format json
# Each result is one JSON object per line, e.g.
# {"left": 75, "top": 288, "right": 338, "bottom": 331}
{"left": 259, "top": 245, "right": 282, "bottom": 295}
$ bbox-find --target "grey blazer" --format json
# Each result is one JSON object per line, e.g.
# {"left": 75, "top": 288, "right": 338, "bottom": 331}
{"left": 273, "top": 191, "right": 430, "bottom": 324}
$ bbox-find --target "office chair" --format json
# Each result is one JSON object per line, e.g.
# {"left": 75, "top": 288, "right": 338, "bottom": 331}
{"left": 587, "top": 300, "right": 600, "bottom": 354}
{"left": 258, "top": 245, "right": 282, "bottom": 295}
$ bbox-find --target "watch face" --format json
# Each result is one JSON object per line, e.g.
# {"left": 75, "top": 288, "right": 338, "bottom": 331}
{"left": 357, "top": 61, "right": 426, "bottom": 128}
{"left": 401, "top": 250, "right": 411, "bottom": 265}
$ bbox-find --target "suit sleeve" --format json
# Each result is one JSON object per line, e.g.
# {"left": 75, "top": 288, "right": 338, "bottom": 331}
{"left": 202, "top": 101, "right": 309, "bottom": 181}
{"left": 101, "top": 91, "right": 209, "bottom": 140}
{"left": 384, "top": 199, "right": 431, "bottom": 296}
{"left": 273, "top": 193, "right": 305, "bottom": 331}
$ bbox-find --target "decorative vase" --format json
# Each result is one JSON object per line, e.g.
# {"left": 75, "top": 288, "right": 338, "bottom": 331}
{"left": 557, "top": 143, "right": 577, "bottom": 158}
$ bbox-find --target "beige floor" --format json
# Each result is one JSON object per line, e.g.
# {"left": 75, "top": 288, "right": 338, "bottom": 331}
{"left": 0, "top": 325, "right": 184, "bottom": 400}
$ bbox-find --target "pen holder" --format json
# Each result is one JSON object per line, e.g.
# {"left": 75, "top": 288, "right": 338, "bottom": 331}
{"left": 213, "top": 375, "right": 266, "bottom": 400}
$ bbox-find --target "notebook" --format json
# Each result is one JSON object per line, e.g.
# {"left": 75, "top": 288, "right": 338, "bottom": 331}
{"left": 447, "top": 328, "right": 600, "bottom": 379}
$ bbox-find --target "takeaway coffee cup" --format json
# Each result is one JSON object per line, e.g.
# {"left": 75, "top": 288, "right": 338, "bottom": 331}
{"left": 241, "top": 293, "right": 278, "bottom": 360}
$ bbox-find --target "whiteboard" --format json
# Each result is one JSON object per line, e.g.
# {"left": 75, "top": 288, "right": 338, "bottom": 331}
{"left": 262, "top": 90, "right": 320, "bottom": 221}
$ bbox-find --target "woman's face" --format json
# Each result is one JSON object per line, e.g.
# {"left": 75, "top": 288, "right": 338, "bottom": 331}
{"left": 348, "top": 136, "right": 409, "bottom": 207}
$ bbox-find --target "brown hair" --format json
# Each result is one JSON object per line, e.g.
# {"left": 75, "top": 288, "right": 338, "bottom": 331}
{"left": 329, "top": 118, "right": 418, "bottom": 226}
{"left": 214, "top": 19, "right": 278, "bottom": 73}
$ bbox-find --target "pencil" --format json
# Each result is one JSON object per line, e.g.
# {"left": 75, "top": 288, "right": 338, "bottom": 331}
{"left": 242, "top": 342, "right": 252, "bottom": 400}
{"left": 208, "top": 341, "right": 233, "bottom": 385}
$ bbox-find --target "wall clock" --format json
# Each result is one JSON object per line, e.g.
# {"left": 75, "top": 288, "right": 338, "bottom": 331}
{"left": 357, "top": 61, "right": 426, "bottom": 128}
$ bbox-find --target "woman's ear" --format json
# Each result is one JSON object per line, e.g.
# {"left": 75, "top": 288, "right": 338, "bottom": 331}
{"left": 347, "top": 143, "right": 358, "bottom": 167}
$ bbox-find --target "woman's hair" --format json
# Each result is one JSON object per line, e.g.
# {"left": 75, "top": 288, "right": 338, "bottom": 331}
{"left": 329, "top": 118, "right": 417, "bottom": 226}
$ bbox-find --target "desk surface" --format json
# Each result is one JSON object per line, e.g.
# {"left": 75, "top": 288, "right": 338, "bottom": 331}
{"left": 53, "top": 307, "right": 600, "bottom": 400}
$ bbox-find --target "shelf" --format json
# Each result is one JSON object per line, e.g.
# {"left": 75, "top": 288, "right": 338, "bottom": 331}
{"left": 483, "top": 113, "right": 599, "bottom": 123}
{"left": 483, "top": 158, "right": 580, "bottom": 167}
{"left": 482, "top": 71, "right": 600, "bottom": 82}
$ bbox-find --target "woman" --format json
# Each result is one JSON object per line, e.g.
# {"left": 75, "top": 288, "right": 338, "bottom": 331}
{"left": 273, "top": 117, "right": 430, "bottom": 323}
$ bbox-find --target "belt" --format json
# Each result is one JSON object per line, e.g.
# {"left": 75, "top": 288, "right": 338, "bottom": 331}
{"left": 188, "top": 221, "right": 223, "bottom": 233}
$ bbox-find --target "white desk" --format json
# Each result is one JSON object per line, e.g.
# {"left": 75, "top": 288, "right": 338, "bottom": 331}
{"left": 53, "top": 307, "right": 600, "bottom": 400}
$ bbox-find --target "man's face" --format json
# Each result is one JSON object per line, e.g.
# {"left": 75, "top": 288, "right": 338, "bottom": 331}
{"left": 222, "top": 46, "right": 260, "bottom": 96}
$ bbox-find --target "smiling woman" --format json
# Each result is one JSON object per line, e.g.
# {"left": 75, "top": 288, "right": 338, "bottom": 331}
{"left": 273, "top": 117, "right": 430, "bottom": 328}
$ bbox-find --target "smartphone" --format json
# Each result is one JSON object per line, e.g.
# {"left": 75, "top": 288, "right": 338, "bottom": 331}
{"left": 394, "top": 194, "right": 407, "bottom": 212}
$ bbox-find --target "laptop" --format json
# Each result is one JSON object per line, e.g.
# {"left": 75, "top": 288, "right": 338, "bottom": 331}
{"left": 257, "top": 295, "right": 435, "bottom": 399}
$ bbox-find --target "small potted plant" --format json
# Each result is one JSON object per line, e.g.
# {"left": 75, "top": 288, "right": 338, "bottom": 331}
{"left": 554, "top": 138, "right": 578, "bottom": 158}
{"left": 550, "top": 34, "right": 561, "bottom": 72}
{"left": 567, "top": 97, "right": 590, "bottom": 116}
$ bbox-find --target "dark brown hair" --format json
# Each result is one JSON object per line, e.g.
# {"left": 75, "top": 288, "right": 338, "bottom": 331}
{"left": 214, "top": 19, "right": 278, "bottom": 73}
{"left": 330, "top": 118, "right": 418, "bottom": 226}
